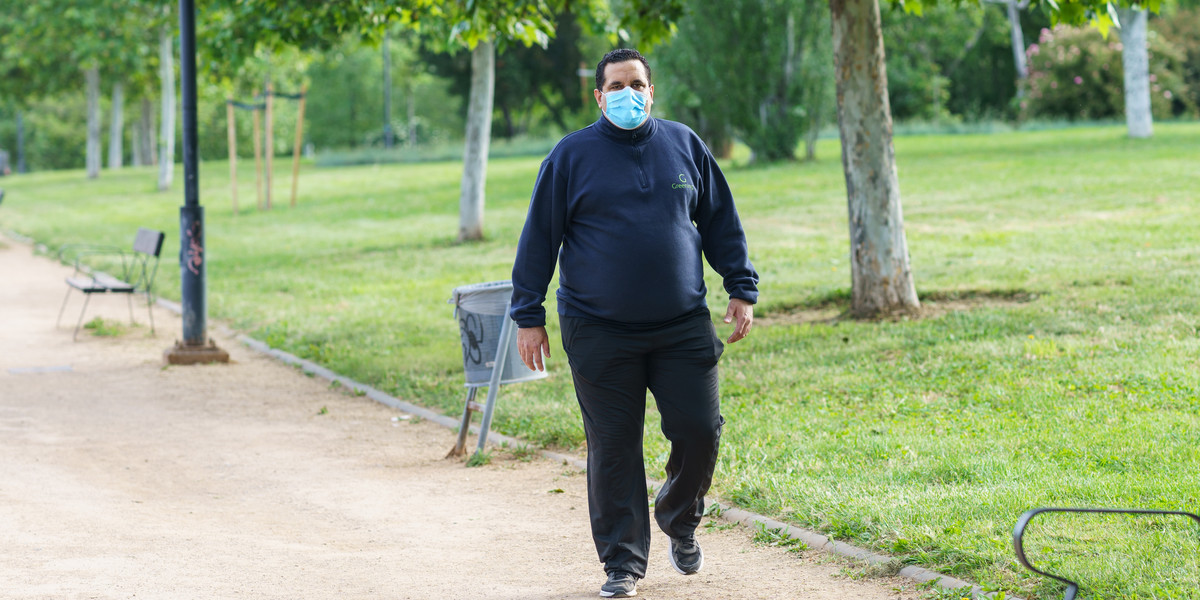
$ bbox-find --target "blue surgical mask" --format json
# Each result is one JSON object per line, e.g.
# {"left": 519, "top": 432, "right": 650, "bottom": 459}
{"left": 603, "top": 87, "right": 649, "bottom": 130}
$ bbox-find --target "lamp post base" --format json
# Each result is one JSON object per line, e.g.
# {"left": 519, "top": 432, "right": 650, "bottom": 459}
{"left": 164, "top": 339, "right": 230, "bottom": 365}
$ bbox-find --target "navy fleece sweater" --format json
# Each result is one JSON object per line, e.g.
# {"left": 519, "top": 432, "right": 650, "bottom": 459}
{"left": 510, "top": 116, "right": 759, "bottom": 327}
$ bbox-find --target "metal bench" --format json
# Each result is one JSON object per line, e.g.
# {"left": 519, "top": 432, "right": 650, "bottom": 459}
{"left": 56, "top": 228, "right": 166, "bottom": 340}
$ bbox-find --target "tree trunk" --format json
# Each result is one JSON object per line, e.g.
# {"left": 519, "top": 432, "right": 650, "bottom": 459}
{"left": 16, "top": 110, "right": 27, "bottom": 173}
{"left": 407, "top": 86, "right": 418, "bottom": 149}
{"left": 1118, "top": 7, "right": 1153, "bottom": 139}
{"left": 135, "top": 97, "right": 155, "bottom": 166}
{"left": 383, "top": 35, "right": 394, "bottom": 149}
{"left": 159, "top": 27, "right": 176, "bottom": 190}
{"left": 1006, "top": 0, "right": 1029, "bottom": 92}
{"left": 86, "top": 67, "right": 102, "bottom": 179}
{"left": 108, "top": 81, "right": 125, "bottom": 170}
{"left": 458, "top": 41, "right": 495, "bottom": 242}
{"left": 830, "top": 0, "right": 920, "bottom": 317}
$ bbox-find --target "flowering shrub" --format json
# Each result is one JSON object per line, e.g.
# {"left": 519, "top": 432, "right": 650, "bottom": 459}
{"left": 1022, "top": 25, "right": 1195, "bottom": 120}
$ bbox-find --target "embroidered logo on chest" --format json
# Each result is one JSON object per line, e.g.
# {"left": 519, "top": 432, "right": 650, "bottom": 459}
{"left": 672, "top": 173, "right": 696, "bottom": 190}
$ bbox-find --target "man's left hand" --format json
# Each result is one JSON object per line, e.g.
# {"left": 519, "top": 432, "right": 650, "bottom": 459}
{"left": 723, "top": 298, "right": 754, "bottom": 344}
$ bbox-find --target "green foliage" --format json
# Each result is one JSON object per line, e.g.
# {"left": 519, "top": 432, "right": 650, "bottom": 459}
{"left": 465, "top": 449, "right": 493, "bottom": 467}
{"left": 656, "top": 0, "right": 835, "bottom": 162}
{"left": 880, "top": 3, "right": 1047, "bottom": 122}
{"left": 1152, "top": 6, "right": 1200, "bottom": 111}
{"left": 304, "top": 33, "right": 462, "bottom": 150}
{"left": 751, "top": 522, "right": 810, "bottom": 552}
{"left": 421, "top": 9, "right": 600, "bottom": 141}
{"left": 83, "top": 317, "right": 127, "bottom": 337}
{"left": 1022, "top": 24, "right": 1197, "bottom": 120}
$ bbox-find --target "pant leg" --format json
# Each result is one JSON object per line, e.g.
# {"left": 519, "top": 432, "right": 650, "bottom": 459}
{"left": 560, "top": 315, "right": 652, "bottom": 577}
{"left": 646, "top": 312, "right": 725, "bottom": 539}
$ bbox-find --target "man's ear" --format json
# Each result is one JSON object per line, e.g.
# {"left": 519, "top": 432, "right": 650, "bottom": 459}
{"left": 594, "top": 89, "right": 604, "bottom": 109}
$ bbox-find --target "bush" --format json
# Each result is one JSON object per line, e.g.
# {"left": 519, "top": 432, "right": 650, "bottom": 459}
{"left": 1152, "top": 7, "right": 1200, "bottom": 113}
{"left": 1023, "top": 25, "right": 1196, "bottom": 120}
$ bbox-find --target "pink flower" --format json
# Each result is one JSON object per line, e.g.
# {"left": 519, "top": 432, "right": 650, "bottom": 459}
{"left": 1149, "top": 74, "right": 1157, "bottom": 82}
{"left": 1027, "top": 43, "right": 1040, "bottom": 56}
{"left": 1040, "top": 28, "right": 1053, "bottom": 43}
{"left": 1051, "top": 81, "right": 1059, "bottom": 89}
{"left": 1074, "top": 76, "right": 1083, "bottom": 85}
{"left": 1164, "top": 90, "right": 1174, "bottom": 99}
{"left": 1115, "top": 43, "right": 1123, "bottom": 51}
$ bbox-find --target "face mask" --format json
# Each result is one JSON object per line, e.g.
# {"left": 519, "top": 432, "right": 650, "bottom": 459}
{"left": 603, "top": 87, "right": 649, "bottom": 130}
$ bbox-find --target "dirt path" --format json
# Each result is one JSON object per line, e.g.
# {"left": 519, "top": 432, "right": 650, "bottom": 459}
{"left": 0, "top": 237, "right": 920, "bottom": 600}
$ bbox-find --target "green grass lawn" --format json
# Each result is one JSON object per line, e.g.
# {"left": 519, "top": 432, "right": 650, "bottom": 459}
{"left": 3, "top": 123, "right": 1198, "bottom": 599}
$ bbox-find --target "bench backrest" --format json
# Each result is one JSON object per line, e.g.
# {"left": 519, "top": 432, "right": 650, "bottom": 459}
{"left": 133, "top": 228, "right": 165, "bottom": 257}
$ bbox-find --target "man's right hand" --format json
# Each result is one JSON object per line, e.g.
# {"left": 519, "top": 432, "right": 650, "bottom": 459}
{"left": 517, "top": 326, "right": 551, "bottom": 372}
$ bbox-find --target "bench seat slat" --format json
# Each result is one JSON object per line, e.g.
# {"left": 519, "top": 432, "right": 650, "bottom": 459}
{"left": 66, "top": 275, "right": 134, "bottom": 293}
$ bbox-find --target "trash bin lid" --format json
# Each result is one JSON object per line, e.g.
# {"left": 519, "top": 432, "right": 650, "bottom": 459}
{"left": 452, "top": 280, "right": 513, "bottom": 317}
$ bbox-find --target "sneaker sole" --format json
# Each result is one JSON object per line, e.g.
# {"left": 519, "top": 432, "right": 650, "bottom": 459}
{"left": 599, "top": 587, "right": 637, "bottom": 598}
{"left": 668, "top": 544, "right": 704, "bottom": 576}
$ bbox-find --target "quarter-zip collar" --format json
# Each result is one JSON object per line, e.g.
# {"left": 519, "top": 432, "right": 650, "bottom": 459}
{"left": 595, "top": 114, "right": 658, "bottom": 144}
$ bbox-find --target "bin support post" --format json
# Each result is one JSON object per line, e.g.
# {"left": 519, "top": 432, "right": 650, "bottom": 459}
{"left": 448, "top": 387, "right": 479, "bottom": 457}
{"left": 475, "top": 302, "right": 514, "bottom": 455}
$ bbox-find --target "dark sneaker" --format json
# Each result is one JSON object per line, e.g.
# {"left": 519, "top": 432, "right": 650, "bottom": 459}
{"left": 668, "top": 535, "right": 704, "bottom": 575}
{"left": 599, "top": 570, "right": 638, "bottom": 598}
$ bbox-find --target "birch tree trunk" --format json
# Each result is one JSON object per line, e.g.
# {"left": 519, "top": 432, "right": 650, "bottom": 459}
{"left": 138, "top": 97, "right": 156, "bottom": 167}
{"left": 457, "top": 40, "right": 495, "bottom": 242}
{"left": 16, "top": 110, "right": 27, "bottom": 173}
{"left": 407, "top": 87, "right": 417, "bottom": 149}
{"left": 1118, "top": 7, "right": 1153, "bottom": 139}
{"left": 830, "top": 0, "right": 920, "bottom": 317}
{"left": 382, "top": 36, "right": 394, "bottom": 149}
{"left": 131, "top": 115, "right": 141, "bottom": 167}
{"left": 1006, "top": 0, "right": 1029, "bottom": 95}
{"left": 86, "top": 67, "right": 102, "bottom": 179}
{"left": 159, "top": 27, "right": 176, "bottom": 190}
{"left": 108, "top": 81, "right": 125, "bottom": 170}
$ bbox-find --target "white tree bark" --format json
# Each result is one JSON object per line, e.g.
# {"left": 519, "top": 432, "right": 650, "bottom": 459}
{"left": 1118, "top": 7, "right": 1153, "bottom": 139}
{"left": 158, "top": 27, "right": 176, "bottom": 191}
{"left": 830, "top": 0, "right": 920, "bottom": 317}
{"left": 85, "top": 67, "right": 102, "bottom": 179}
{"left": 1006, "top": 1, "right": 1029, "bottom": 87}
{"left": 108, "top": 81, "right": 125, "bottom": 170}
{"left": 458, "top": 41, "right": 495, "bottom": 242}
{"left": 133, "top": 97, "right": 154, "bottom": 166}
{"left": 407, "top": 87, "right": 417, "bottom": 149}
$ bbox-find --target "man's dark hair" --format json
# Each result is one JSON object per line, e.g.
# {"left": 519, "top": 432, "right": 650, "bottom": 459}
{"left": 595, "top": 48, "right": 652, "bottom": 91}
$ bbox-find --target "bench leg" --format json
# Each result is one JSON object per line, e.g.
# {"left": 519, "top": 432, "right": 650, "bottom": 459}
{"left": 56, "top": 287, "right": 74, "bottom": 328}
{"left": 73, "top": 294, "right": 93, "bottom": 342}
{"left": 127, "top": 294, "right": 136, "bottom": 326}
{"left": 145, "top": 291, "right": 156, "bottom": 335}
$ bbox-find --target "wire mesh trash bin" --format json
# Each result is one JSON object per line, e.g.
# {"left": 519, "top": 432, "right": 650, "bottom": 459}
{"left": 449, "top": 280, "right": 547, "bottom": 456}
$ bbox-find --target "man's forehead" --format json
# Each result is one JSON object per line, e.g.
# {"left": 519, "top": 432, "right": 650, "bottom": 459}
{"left": 603, "top": 60, "right": 649, "bottom": 84}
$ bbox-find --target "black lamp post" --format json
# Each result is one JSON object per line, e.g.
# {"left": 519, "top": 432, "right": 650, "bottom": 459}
{"left": 165, "top": 0, "right": 228, "bottom": 365}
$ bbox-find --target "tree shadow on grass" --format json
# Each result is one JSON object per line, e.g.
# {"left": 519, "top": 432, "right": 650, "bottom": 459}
{"left": 757, "top": 288, "right": 1040, "bottom": 326}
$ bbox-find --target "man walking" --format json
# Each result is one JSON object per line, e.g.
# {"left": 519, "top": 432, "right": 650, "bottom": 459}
{"left": 510, "top": 48, "right": 758, "bottom": 598}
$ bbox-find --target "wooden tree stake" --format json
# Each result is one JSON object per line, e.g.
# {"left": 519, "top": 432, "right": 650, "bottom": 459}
{"left": 252, "top": 88, "right": 263, "bottom": 211}
{"left": 226, "top": 100, "right": 238, "bottom": 214}
{"left": 291, "top": 84, "right": 307, "bottom": 207}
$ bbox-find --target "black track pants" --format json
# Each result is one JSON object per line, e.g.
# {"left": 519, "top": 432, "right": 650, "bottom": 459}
{"left": 560, "top": 308, "right": 725, "bottom": 577}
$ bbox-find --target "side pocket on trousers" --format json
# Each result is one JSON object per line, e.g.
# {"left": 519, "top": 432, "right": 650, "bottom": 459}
{"left": 710, "top": 322, "right": 725, "bottom": 365}
{"left": 560, "top": 317, "right": 597, "bottom": 381}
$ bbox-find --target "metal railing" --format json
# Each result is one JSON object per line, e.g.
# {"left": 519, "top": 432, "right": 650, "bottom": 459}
{"left": 1013, "top": 507, "right": 1200, "bottom": 600}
